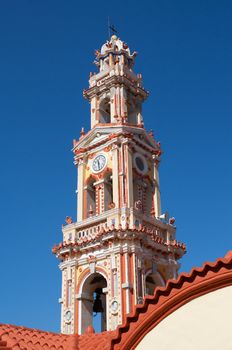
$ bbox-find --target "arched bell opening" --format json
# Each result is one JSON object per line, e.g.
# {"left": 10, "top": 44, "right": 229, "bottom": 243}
{"left": 99, "top": 97, "right": 111, "bottom": 123}
{"left": 104, "top": 172, "right": 113, "bottom": 211}
{"left": 145, "top": 271, "right": 165, "bottom": 296}
{"left": 85, "top": 177, "right": 96, "bottom": 219}
{"left": 80, "top": 272, "right": 107, "bottom": 334}
{"left": 144, "top": 180, "right": 154, "bottom": 216}
{"left": 133, "top": 177, "right": 143, "bottom": 213}
{"left": 127, "top": 96, "right": 137, "bottom": 125}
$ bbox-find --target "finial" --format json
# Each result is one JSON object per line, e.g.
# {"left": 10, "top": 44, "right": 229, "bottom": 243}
{"left": 80, "top": 127, "right": 85, "bottom": 137}
{"left": 169, "top": 217, "right": 176, "bottom": 225}
{"left": 65, "top": 216, "right": 73, "bottom": 225}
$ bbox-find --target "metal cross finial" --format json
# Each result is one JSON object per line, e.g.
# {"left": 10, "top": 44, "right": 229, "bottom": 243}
{"left": 108, "top": 17, "right": 118, "bottom": 39}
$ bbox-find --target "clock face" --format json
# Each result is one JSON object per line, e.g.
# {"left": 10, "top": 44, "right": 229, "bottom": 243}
{"left": 92, "top": 154, "right": 107, "bottom": 173}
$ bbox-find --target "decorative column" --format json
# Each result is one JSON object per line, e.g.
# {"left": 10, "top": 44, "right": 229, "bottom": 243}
{"left": 112, "top": 144, "right": 119, "bottom": 208}
{"left": 90, "top": 96, "right": 98, "bottom": 128}
{"left": 122, "top": 252, "right": 131, "bottom": 314}
{"left": 124, "top": 142, "right": 134, "bottom": 208}
{"left": 110, "top": 87, "right": 116, "bottom": 122}
{"left": 153, "top": 158, "right": 161, "bottom": 217}
{"left": 59, "top": 267, "right": 66, "bottom": 333}
{"left": 116, "top": 86, "right": 120, "bottom": 119}
{"left": 77, "top": 158, "right": 86, "bottom": 222}
{"left": 136, "top": 255, "right": 143, "bottom": 304}
{"left": 120, "top": 87, "right": 127, "bottom": 120}
{"left": 119, "top": 142, "right": 126, "bottom": 207}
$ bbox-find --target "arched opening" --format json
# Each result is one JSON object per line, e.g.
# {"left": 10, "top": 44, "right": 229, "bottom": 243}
{"left": 99, "top": 97, "right": 111, "bottom": 123}
{"left": 85, "top": 177, "right": 96, "bottom": 219}
{"left": 104, "top": 173, "right": 113, "bottom": 211}
{"left": 145, "top": 274, "right": 156, "bottom": 295}
{"left": 127, "top": 96, "right": 137, "bottom": 124}
{"left": 80, "top": 272, "right": 107, "bottom": 334}
{"left": 144, "top": 180, "right": 154, "bottom": 216}
{"left": 133, "top": 177, "right": 143, "bottom": 213}
{"left": 145, "top": 271, "right": 165, "bottom": 296}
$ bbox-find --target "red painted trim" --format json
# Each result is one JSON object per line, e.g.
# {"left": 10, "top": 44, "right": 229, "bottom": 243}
{"left": 111, "top": 251, "right": 232, "bottom": 350}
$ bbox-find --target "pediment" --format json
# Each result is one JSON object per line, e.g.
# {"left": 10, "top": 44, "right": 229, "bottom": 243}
{"left": 73, "top": 124, "right": 158, "bottom": 152}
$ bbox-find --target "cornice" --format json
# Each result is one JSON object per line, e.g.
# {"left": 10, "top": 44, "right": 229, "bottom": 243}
{"left": 83, "top": 74, "right": 148, "bottom": 101}
{"left": 52, "top": 225, "right": 186, "bottom": 260}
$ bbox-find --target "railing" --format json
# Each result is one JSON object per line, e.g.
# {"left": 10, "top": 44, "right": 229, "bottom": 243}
{"left": 64, "top": 221, "right": 107, "bottom": 244}
{"left": 62, "top": 207, "right": 174, "bottom": 244}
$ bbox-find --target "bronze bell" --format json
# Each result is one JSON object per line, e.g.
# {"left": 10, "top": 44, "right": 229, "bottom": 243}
{"left": 93, "top": 288, "right": 104, "bottom": 314}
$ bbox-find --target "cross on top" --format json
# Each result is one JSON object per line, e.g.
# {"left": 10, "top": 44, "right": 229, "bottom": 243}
{"left": 108, "top": 18, "right": 118, "bottom": 39}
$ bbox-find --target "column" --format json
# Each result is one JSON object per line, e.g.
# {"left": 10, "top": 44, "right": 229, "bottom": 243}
{"left": 112, "top": 144, "right": 119, "bottom": 208}
{"left": 90, "top": 96, "right": 98, "bottom": 128}
{"left": 153, "top": 160, "right": 161, "bottom": 217}
{"left": 124, "top": 143, "right": 133, "bottom": 208}
{"left": 137, "top": 101, "right": 143, "bottom": 126}
{"left": 110, "top": 87, "right": 116, "bottom": 122}
{"left": 120, "top": 87, "right": 127, "bottom": 120}
{"left": 77, "top": 158, "right": 86, "bottom": 222}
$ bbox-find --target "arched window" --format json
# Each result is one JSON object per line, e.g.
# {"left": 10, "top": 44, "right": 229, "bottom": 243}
{"left": 145, "top": 271, "right": 165, "bottom": 296}
{"left": 85, "top": 178, "right": 96, "bottom": 219}
{"left": 104, "top": 173, "right": 113, "bottom": 211}
{"left": 99, "top": 97, "right": 111, "bottom": 123}
{"left": 133, "top": 177, "right": 143, "bottom": 213}
{"left": 144, "top": 180, "right": 154, "bottom": 216}
{"left": 80, "top": 273, "right": 107, "bottom": 334}
{"left": 127, "top": 96, "right": 137, "bottom": 124}
{"left": 145, "top": 274, "right": 156, "bottom": 295}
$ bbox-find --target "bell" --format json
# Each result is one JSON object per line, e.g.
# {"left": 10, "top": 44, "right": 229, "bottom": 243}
{"left": 93, "top": 289, "right": 104, "bottom": 314}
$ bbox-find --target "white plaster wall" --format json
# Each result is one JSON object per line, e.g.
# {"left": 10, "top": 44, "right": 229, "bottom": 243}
{"left": 136, "top": 285, "right": 232, "bottom": 350}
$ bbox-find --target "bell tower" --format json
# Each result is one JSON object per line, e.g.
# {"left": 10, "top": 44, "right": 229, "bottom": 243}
{"left": 53, "top": 35, "right": 186, "bottom": 335}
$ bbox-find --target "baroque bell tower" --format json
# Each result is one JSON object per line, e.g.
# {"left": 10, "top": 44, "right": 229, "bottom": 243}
{"left": 53, "top": 35, "right": 186, "bottom": 335}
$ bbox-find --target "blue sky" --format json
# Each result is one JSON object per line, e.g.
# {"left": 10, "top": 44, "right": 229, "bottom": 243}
{"left": 0, "top": 0, "right": 231, "bottom": 333}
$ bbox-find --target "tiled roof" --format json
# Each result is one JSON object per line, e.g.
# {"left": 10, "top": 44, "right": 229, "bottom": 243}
{"left": 1, "top": 251, "right": 231, "bottom": 350}
{"left": 78, "top": 330, "right": 116, "bottom": 350}
{"left": 0, "top": 324, "right": 69, "bottom": 350}
{"left": 0, "top": 324, "right": 115, "bottom": 350}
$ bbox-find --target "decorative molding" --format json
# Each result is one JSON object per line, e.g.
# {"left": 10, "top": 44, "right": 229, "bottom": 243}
{"left": 112, "top": 251, "right": 232, "bottom": 350}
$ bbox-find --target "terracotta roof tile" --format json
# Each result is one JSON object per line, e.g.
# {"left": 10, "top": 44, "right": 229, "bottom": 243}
{"left": 0, "top": 325, "right": 115, "bottom": 350}
{"left": 0, "top": 325, "right": 69, "bottom": 350}
{"left": 78, "top": 331, "right": 116, "bottom": 350}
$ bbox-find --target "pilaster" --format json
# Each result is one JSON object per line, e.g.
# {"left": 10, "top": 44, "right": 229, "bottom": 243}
{"left": 77, "top": 158, "right": 86, "bottom": 222}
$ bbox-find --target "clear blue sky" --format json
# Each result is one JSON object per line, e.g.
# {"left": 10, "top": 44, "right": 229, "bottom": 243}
{"left": 0, "top": 0, "right": 231, "bottom": 333}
